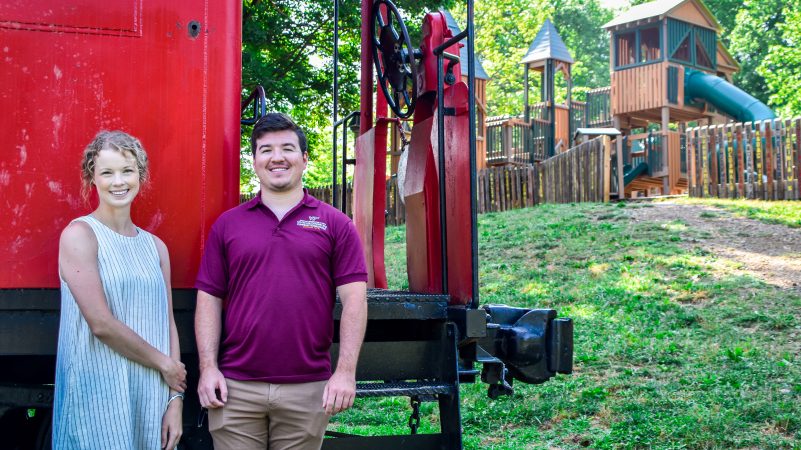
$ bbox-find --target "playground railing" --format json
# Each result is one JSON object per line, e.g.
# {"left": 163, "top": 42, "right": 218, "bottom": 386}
{"left": 570, "top": 101, "right": 586, "bottom": 142}
{"left": 485, "top": 116, "right": 549, "bottom": 165}
{"left": 686, "top": 117, "right": 801, "bottom": 200}
{"left": 527, "top": 103, "right": 549, "bottom": 121}
{"left": 585, "top": 86, "right": 613, "bottom": 128}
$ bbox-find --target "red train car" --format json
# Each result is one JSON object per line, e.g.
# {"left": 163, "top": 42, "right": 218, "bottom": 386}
{"left": 0, "top": 0, "right": 241, "bottom": 289}
{"left": 1, "top": 1, "right": 572, "bottom": 448}
{"left": 0, "top": 1, "right": 240, "bottom": 446}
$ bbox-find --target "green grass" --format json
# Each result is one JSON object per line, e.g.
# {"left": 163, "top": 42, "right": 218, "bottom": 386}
{"left": 330, "top": 201, "right": 801, "bottom": 449}
{"left": 669, "top": 197, "right": 801, "bottom": 228}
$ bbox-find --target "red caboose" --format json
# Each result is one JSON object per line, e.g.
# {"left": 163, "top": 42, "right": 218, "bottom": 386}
{"left": 0, "top": 0, "right": 241, "bottom": 289}
{"left": 1, "top": 1, "right": 572, "bottom": 448}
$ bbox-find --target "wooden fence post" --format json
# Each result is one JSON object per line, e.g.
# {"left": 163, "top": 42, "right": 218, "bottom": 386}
{"left": 765, "top": 122, "right": 774, "bottom": 200}
{"left": 603, "top": 136, "right": 611, "bottom": 202}
{"left": 736, "top": 123, "right": 744, "bottom": 198}
{"left": 796, "top": 118, "right": 801, "bottom": 200}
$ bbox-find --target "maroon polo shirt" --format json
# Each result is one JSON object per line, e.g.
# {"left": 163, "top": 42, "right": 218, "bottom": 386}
{"left": 195, "top": 190, "right": 367, "bottom": 383}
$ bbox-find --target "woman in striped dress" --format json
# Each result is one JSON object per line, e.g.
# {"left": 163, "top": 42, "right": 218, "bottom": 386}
{"left": 53, "top": 131, "right": 187, "bottom": 449}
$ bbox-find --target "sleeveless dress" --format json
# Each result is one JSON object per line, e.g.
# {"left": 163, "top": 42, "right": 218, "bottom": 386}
{"left": 53, "top": 215, "right": 170, "bottom": 449}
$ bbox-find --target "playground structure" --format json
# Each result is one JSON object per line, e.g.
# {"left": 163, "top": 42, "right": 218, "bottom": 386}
{"left": 0, "top": 0, "right": 573, "bottom": 448}
{"left": 485, "top": 0, "right": 776, "bottom": 199}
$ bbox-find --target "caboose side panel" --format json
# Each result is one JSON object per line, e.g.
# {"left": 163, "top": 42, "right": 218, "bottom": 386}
{"left": 0, "top": 0, "right": 241, "bottom": 289}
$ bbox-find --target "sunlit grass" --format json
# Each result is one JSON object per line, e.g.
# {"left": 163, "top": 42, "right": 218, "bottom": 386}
{"left": 669, "top": 197, "right": 801, "bottom": 228}
{"left": 331, "top": 201, "right": 801, "bottom": 449}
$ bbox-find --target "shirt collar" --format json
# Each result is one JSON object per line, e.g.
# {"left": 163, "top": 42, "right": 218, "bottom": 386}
{"left": 245, "top": 189, "right": 321, "bottom": 210}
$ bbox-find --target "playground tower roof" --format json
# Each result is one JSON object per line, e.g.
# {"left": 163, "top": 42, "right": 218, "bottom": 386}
{"left": 521, "top": 18, "right": 574, "bottom": 65}
{"left": 441, "top": 9, "right": 490, "bottom": 80}
{"left": 603, "top": 0, "right": 721, "bottom": 32}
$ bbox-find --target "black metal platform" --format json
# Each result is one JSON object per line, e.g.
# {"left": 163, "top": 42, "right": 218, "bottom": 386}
{"left": 335, "top": 288, "right": 450, "bottom": 320}
{"left": 356, "top": 381, "right": 454, "bottom": 398}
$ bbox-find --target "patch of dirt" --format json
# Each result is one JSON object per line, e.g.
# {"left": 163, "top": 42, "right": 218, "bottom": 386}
{"left": 626, "top": 201, "right": 801, "bottom": 292}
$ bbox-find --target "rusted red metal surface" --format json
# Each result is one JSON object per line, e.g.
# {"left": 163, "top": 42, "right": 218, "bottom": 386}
{"left": 361, "top": 9, "right": 474, "bottom": 304}
{"left": 0, "top": 0, "right": 241, "bottom": 288}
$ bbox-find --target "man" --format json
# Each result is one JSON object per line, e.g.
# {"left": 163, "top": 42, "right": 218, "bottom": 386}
{"left": 195, "top": 113, "right": 368, "bottom": 449}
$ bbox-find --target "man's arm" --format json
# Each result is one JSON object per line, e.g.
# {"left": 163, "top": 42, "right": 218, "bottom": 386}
{"left": 195, "top": 290, "right": 228, "bottom": 408}
{"left": 323, "top": 281, "right": 367, "bottom": 415}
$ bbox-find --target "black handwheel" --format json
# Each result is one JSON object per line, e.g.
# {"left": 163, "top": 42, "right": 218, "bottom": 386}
{"left": 371, "top": 0, "right": 418, "bottom": 119}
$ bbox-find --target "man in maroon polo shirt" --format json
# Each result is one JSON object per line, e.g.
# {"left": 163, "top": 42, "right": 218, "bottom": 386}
{"left": 194, "top": 113, "right": 368, "bottom": 449}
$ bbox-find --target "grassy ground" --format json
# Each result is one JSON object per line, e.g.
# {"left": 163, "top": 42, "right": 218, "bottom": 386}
{"left": 667, "top": 197, "right": 801, "bottom": 228}
{"left": 330, "top": 200, "right": 801, "bottom": 449}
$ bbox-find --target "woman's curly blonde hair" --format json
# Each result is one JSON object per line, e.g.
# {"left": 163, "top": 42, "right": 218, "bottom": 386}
{"left": 80, "top": 130, "right": 149, "bottom": 201}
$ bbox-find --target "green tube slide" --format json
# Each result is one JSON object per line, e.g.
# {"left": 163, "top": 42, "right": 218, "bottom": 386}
{"left": 684, "top": 68, "right": 775, "bottom": 123}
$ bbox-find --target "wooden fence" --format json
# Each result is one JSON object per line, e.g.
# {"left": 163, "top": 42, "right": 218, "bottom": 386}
{"left": 241, "top": 138, "right": 612, "bottom": 225}
{"left": 476, "top": 137, "right": 610, "bottom": 210}
{"left": 687, "top": 118, "right": 801, "bottom": 200}
{"left": 537, "top": 136, "right": 611, "bottom": 204}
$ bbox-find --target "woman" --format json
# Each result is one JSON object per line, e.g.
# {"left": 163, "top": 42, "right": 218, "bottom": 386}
{"left": 53, "top": 131, "right": 186, "bottom": 449}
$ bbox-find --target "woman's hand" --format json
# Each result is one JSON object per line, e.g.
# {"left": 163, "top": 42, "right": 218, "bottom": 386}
{"left": 159, "top": 357, "right": 187, "bottom": 393}
{"left": 161, "top": 396, "right": 183, "bottom": 449}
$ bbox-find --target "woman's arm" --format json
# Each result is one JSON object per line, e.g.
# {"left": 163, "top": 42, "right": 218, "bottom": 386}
{"left": 58, "top": 221, "right": 186, "bottom": 392}
{"left": 154, "top": 236, "right": 184, "bottom": 449}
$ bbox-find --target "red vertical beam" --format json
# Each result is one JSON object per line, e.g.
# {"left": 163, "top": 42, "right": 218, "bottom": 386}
{"left": 360, "top": 0, "right": 373, "bottom": 135}
{"left": 359, "top": 0, "right": 388, "bottom": 288}
{"left": 372, "top": 109, "right": 388, "bottom": 288}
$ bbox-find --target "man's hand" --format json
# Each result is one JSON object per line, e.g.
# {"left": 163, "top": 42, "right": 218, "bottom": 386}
{"left": 322, "top": 369, "right": 356, "bottom": 415}
{"left": 161, "top": 397, "right": 183, "bottom": 449}
{"left": 197, "top": 367, "right": 228, "bottom": 409}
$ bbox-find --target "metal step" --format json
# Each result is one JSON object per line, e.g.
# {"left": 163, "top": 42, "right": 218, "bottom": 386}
{"left": 334, "top": 288, "right": 450, "bottom": 320}
{"left": 356, "top": 381, "right": 454, "bottom": 398}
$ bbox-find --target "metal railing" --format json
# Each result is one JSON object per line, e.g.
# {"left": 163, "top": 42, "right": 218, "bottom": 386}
{"left": 585, "top": 87, "right": 612, "bottom": 128}
{"left": 485, "top": 115, "right": 550, "bottom": 165}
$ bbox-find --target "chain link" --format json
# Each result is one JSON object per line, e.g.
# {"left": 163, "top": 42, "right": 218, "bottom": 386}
{"left": 408, "top": 396, "right": 421, "bottom": 435}
{"left": 396, "top": 119, "right": 410, "bottom": 151}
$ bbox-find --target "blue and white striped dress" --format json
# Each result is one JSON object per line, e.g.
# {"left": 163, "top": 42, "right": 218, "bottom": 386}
{"left": 53, "top": 215, "right": 170, "bottom": 449}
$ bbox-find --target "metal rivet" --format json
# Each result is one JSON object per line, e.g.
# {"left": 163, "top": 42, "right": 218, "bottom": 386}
{"left": 188, "top": 21, "right": 201, "bottom": 39}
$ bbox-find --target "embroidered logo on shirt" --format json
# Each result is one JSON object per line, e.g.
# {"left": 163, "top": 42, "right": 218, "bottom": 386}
{"left": 297, "top": 215, "right": 328, "bottom": 230}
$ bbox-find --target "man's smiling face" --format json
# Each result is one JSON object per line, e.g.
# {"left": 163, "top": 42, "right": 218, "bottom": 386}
{"left": 253, "top": 129, "right": 308, "bottom": 193}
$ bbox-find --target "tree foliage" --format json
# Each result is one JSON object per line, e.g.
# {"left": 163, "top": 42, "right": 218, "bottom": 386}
{"left": 241, "top": 0, "right": 446, "bottom": 189}
{"left": 450, "top": 0, "right": 611, "bottom": 117}
{"left": 240, "top": 0, "right": 801, "bottom": 191}
{"left": 759, "top": 0, "right": 801, "bottom": 117}
{"left": 726, "top": 0, "right": 787, "bottom": 112}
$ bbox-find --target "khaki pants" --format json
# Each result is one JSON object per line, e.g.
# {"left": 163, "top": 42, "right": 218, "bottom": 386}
{"left": 208, "top": 378, "right": 330, "bottom": 450}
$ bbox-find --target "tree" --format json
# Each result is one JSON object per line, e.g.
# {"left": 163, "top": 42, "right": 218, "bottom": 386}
{"left": 727, "top": 0, "right": 787, "bottom": 108}
{"left": 241, "top": 0, "right": 448, "bottom": 190}
{"left": 551, "top": 0, "right": 613, "bottom": 100}
{"left": 759, "top": 0, "right": 801, "bottom": 117}
{"left": 450, "top": 0, "right": 611, "bottom": 117}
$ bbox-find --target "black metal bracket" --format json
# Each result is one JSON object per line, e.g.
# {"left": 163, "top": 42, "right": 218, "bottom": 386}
{"left": 475, "top": 306, "right": 574, "bottom": 386}
{"left": 240, "top": 85, "right": 266, "bottom": 127}
{"left": 332, "top": 111, "right": 360, "bottom": 212}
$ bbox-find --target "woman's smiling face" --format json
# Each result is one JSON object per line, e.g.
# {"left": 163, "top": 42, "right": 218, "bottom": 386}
{"left": 92, "top": 148, "right": 141, "bottom": 208}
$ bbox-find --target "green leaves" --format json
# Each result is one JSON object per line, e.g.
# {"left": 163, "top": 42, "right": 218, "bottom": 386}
{"left": 450, "top": 0, "right": 611, "bottom": 116}
{"left": 241, "top": 0, "right": 448, "bottom": 189}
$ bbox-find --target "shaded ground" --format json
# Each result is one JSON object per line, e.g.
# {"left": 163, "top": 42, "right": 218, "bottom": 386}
{"left": 627, "top": 201, "right": 801, "bottom": 291}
